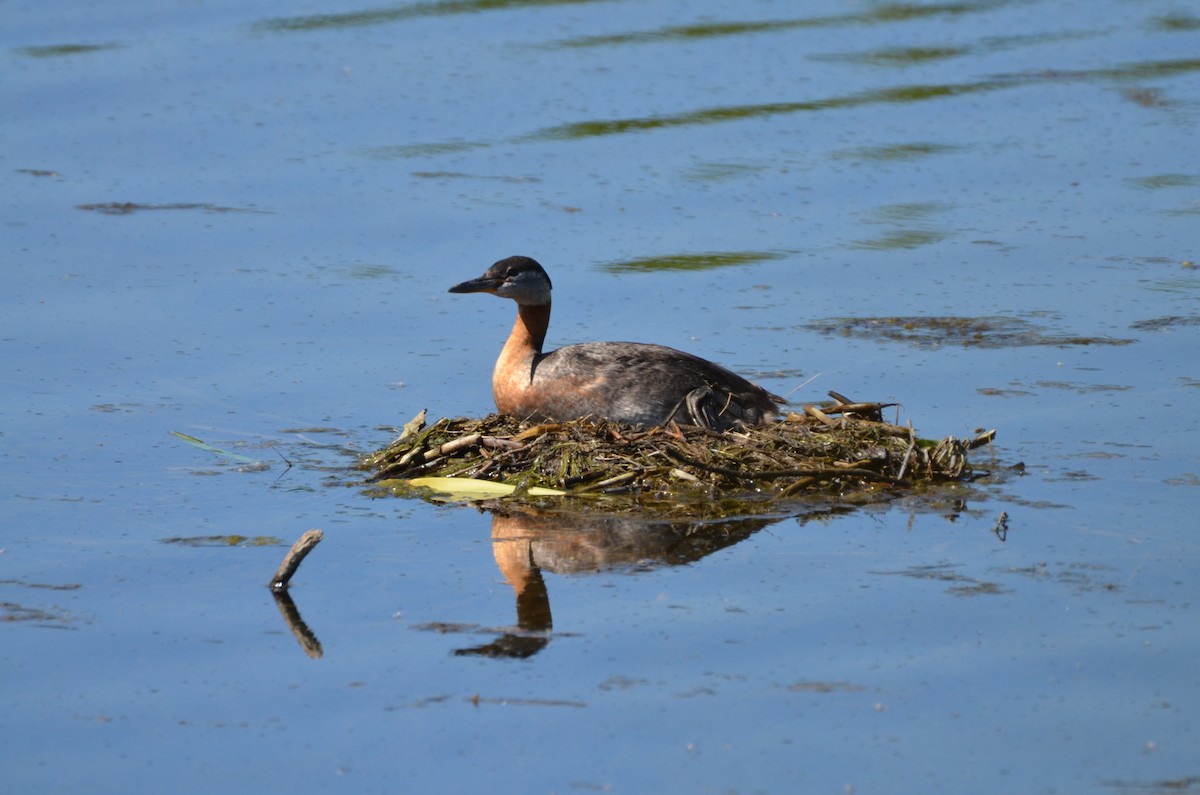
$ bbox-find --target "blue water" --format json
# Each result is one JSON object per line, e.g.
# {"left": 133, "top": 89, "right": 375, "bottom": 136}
{"left": 4, "top": 1, "right": 1199, "bottom": 792}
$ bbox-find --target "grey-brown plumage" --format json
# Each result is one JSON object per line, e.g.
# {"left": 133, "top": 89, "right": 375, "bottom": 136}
{"left": 448, "top": 256, "right": 783, "bottom": 430}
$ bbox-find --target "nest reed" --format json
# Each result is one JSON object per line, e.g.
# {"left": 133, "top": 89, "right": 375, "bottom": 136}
{"left": 362, "top": 392, "right": 995, "bottom": 514}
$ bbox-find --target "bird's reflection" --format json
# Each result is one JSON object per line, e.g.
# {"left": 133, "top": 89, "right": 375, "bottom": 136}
{"left": 452, "top": 506, "right": 779, "bottom": 659}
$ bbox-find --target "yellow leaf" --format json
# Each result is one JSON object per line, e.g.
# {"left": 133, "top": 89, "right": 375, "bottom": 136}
{"left": 404, "top": 476, "right": 565, "bottom": 500}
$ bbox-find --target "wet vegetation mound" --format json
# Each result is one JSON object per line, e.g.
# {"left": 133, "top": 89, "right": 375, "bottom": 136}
{"left": 361, "top": 393, "right": 996, "bottom": 516}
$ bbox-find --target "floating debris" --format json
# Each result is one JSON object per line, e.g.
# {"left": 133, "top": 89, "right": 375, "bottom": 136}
{"left": 77, "top": 202, "right": 271, "bottom": 215}
{"left": 803, "top": 315, "right": 1135, "bottom": 348}
{"left": 169, "top": 431, "right": 272, "bottom": 472}
{"left": 362, "top": 393, "right": 995, "bottom": 516}
{"left": 1129, "top": 315, "right": 1200, "bottom": 331}
{"left": 600, "top": 250, "right": 787, "bottom": 273}
{"left": 160, "top": 535, "right": 284, "bottom": 547}
{"left": 15, "top": 43, "right": 119, "bottom": 58}
{"left": 1, "top": 601, "right": 78, "bottom": 628}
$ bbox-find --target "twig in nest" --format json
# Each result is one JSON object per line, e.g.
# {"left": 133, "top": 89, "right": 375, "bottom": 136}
{"left": 573, "top": 470, "right": 640, "bottom": 493}
{"left": 804, "top": 404, "right": 837, "bottom": 426}
{"left": 896, "top": 422, "right": 917, "bottom": 481}
{"left": 968, "top": 429, "right": 997, "bottom": 450}
{"left": 270, "top": 529, "right": 323, "bottom": 592}
{"left": 825, "top": 392, "right": 894, "bottom": 421}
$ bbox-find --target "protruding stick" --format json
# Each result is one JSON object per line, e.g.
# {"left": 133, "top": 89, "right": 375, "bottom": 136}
{"left": 270, "top": 529, "right": 323, "bottom": 592}
{"left": 993, "top": 511, "right": 1009, "bottom": 542}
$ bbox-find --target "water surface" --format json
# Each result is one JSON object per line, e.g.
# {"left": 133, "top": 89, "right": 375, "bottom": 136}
{"left": 3, "top": 0, "right": 1199, "bottom": 792}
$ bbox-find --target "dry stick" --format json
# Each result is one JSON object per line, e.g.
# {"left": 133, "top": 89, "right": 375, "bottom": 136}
{"left": 968, "top": 429, "right": 997, "bottom": 450}
{"left": 513, "top": 423, "right": 564, "bottom": 441}
{"left": 396, "top": 408, "right": 428, "bottom": 443}
{"left": 371, "top": 432, "right": 523, "bottom": 482}
{"left": 838, "top": 419, "right": 913, "bottom": 437}
{"left": 896, "top": 422, "right": 918, "bottom": 482}
{"left": 824, "top": 392, "right": 896, "bottom": 416}
{"left": 820, "top": 401, "right": 892, "bottom": 416}
{"left": 270, "top": 529, "right": 324, "bottom": 592}
{"left": 482, "top": 435, "right": 524, "bottom": 451}
{"left": 992, "top": 510, "right": 1009, "bottom": 542}
{"left": 384, "top": 434, "right": 477, "bottom": 476}
{"left": 670, "top": 467, "right": 700, "bottom": 482}
{"left": 444, "top": 435, "right": 539, "bottom": 478}
{"left": 573, "top": 470, "right": 640, "bottom": 493}
{"left": 437, "top": 433, "right": 483, "bottom": 456}
{"left": 804, "top": 404, "right": 837, "bottom": 426}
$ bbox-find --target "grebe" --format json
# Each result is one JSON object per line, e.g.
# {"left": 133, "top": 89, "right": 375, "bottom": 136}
{"left": 448, "top": 256, "right": 783, "bottom": 430}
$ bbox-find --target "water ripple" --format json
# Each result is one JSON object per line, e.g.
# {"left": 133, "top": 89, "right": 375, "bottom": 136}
{"left": 363, "top": 56, "right": 1200, "bottom": 156}
{"left": 253, "top": 0, "right": 607, "bottom": 33}
{"left": 544, "top": 2, "right": 994, "bottom": 49}
{"left": 525, "top": 81, "right": 1004, "bottom": 141}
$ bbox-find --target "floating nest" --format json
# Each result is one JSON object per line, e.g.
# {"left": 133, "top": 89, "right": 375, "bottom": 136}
{"left": 361, "top": 392, "right": 996, "bottom": 517}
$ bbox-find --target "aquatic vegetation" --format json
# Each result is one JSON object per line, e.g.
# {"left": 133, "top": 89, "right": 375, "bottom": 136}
{"left": 804, "top": 315, "right": 1135, "bottom": 348}
{"left": 363, "top": 396, "right": 995, "bottom": 516}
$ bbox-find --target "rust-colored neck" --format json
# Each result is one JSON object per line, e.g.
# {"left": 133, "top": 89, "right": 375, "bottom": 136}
{"left": 493, "top": 302, "right": 551, "bottom": 413}
{"left": 506, "top": 303, "right": 550, "bottom": 357}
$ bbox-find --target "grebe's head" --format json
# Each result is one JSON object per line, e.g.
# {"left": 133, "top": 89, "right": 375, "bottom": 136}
{"left": 451, "top": 256, "right": 552, "bottom": 306}
{"left": 448, "top": 256, "right": 552, "bottom": 306}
